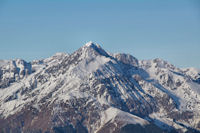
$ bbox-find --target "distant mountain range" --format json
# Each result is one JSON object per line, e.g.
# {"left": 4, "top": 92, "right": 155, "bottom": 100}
{"left": 0, "top": 42, "right": 200, "bottom": 133}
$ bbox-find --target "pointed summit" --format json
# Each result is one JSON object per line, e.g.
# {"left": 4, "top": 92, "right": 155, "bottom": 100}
{"left": 84, "top": 41, "right": 101, "bottom": 49}
{"left": 80, "top": 41, "right": 109, "bottom": 57}
{"left": 85, "top": 41, "right": 97, "bottom": 47}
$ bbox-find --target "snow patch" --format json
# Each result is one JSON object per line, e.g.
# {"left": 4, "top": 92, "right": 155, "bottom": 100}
{"left": 100, "top": 107, "right": 148, "bottom": 127}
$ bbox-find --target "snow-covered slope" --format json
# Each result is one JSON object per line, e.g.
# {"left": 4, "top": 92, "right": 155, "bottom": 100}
{"left": 182, "top": 67, "right": 200, "bottom": 84}
{"left": 0, "top": 42, "right": 199, "bottom": 133}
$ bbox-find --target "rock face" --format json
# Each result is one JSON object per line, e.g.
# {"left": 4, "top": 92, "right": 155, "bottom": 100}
{"left": 0, "top": 42, "right": 200, "bottom": 133}
{"left": 0, "top": 59, "right": 32, "bottom": 89}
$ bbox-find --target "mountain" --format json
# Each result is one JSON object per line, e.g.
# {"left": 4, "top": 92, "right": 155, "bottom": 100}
{"left": 0, "top": 42, "right": 200, "bottom": 133}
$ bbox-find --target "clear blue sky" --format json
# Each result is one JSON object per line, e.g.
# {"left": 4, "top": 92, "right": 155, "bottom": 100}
{"left": 0, "top": 0, "right": 200, "bottom": 68}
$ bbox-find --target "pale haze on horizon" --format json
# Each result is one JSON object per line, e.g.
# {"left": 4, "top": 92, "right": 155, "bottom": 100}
{"left": 0, "top": 0, "right": 200, "bottom": 68}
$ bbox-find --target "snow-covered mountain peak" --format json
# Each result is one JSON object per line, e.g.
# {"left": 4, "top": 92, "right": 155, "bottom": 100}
{"left": 76, "top": 41, "right": 109, "bottom": 59}
{"left": 83, "top": 41, "right": 102, "bottom": 51}
{"left": 0, "top": 43, "right": 200, "bottom": 133}
{"left": 84, "top": 41, "right": 100, "bottom": 47}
